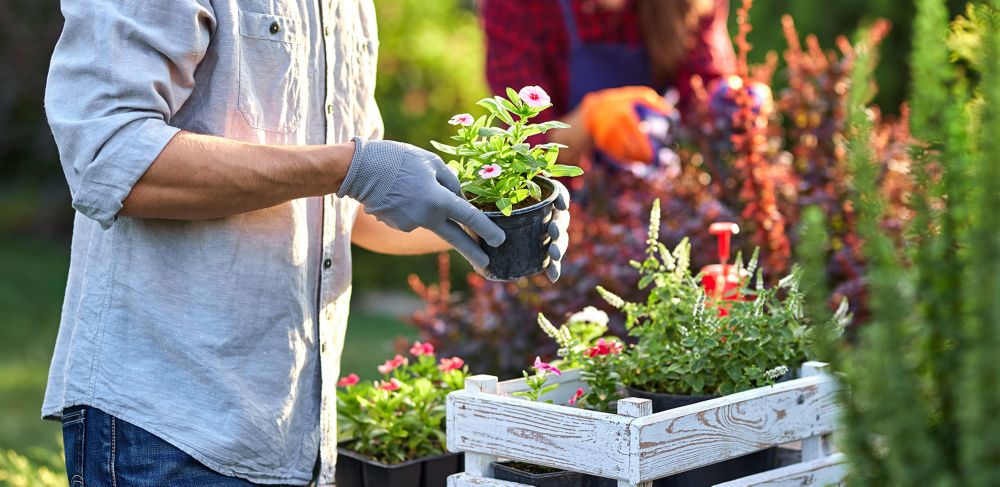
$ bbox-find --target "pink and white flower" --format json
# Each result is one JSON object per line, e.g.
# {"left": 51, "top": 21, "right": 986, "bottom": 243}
{"left": 478, "top": 164, "right": 502, "bottom": 179}
{"left": 409, "top": 341, "right": 435, "bottom": 356}
{"left": 532, "top": 356, "right": 562, "bottom": 376}
{"left": 518, "top": 86, "right": 551, "bottom": 108}
{"left": 377, "top": 378, "right": 403, "bottom": 391}
{"left": 337, "top": 373, "right": 359, "bottom": 387}
{"left": 568, "top": 387, "right": 584, "bottom": 406}
{"left": 448, "top": 113, "right": 474, "bottom": 126}
{"left": 438, "top": 357, "right": 465, "bottom": 372}
{"left": 377, "top": 354, "right": 408, "bottom": 374}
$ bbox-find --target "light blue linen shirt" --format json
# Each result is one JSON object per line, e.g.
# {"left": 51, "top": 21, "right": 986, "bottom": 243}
{"left": 42, "top": 0, "right": 382, "bottom": 484}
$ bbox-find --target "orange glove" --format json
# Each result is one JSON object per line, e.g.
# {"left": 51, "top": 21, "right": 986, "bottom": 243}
{"left": 579, "top": 86, "right": 674, "bottom": 164}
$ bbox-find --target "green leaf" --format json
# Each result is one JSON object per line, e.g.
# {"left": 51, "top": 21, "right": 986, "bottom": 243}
{"left": 477, "top": 127, "right": 506, "bottom": 138}
{"left": 505, "top": 87, "right": 521, "bottom": 106}
{"left": 534, "top": 142, "right": 569, "bottom": 150}
{"left": 497, "top": 198, "right": 513, "bottom": 216}
{"left": 462, "top": 184, "right": 500, "bottom": 199}
{"left": 521, "top": 152, "right": 545, "bottom": 170}
{"left": 477, "top": 98, "right": 515, "bottom": 125}
{"left": 472, "top": 114, "right": 488, "bottom": 131}
{"left": 547, "top": 164, "right": 585, "bottom": 177}
{"left": 498, "top": 97, "right": 520, "bottom": 115}
{"left": 526, "top": 180, "right": 542, "bottom": 200}
{"left": 430, "top": 140, "right": 458, "bottom": 155}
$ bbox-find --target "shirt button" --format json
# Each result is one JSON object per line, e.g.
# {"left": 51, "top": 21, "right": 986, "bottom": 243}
{"left": 269, "top": 21, "right": 280, "bottom": 34}
{"left": 324, "top": 26, "right": 331, "bottom": 37}
{"left": 321, "top": 342, "right": 327, "bottom": 353}
{"left": 326, "top": 104, "right": 334, "bottom": 114}
{"left": 323, "top": 258, "right": 333, "bottom": 269}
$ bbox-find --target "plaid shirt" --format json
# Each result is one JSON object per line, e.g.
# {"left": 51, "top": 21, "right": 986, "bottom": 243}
{"left": 483, "top": 0, "right": 736, "bottom": 122}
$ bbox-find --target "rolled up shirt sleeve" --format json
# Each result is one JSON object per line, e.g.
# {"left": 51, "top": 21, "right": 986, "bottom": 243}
{"left": 45, "top": 0, "right": 216, "bottom": 229}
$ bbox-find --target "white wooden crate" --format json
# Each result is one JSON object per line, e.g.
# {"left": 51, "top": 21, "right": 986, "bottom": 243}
{"left": 447, "top": 362, "right": 845, "bottom": 487}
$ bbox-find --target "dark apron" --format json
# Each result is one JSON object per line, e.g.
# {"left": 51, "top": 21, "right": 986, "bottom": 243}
{"left": 559, "top": 0, "right": 674, "bottom": 178}
{"left": 558, "top": 0, "right": 655, "bottom": 108}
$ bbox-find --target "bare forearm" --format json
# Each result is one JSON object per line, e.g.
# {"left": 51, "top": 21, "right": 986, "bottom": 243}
{"left": 551, "top": 108, "right": 591, "bottom": 164}
{"left": 120, "top": 131, "right": 355, "bottom": 220}
{"left": 351, "top": 210, "right": 451, "bottom": 255}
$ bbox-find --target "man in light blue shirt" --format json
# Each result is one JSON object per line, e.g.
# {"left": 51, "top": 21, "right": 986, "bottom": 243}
{"left": 43, "top": 1, "right": 570, "bottom": 485}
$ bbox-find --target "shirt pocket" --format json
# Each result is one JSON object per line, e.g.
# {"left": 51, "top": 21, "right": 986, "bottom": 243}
{"left": 237, "top": 10, "right": 306, "bottom": 133}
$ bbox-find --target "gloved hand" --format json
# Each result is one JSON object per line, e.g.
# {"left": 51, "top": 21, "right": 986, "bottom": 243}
{"left": 338, "top": 137, "right": 506, "bottom": 269}
{"left": 545, "top": 179, "right": 571, "bottom": 282}
{"left": 579, "top": 86, "right": 674, "bottom": 163}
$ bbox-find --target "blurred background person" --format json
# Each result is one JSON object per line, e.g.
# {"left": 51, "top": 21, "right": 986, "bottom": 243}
{"left": 482, "top": 0, "right": 736, "bottom": 169}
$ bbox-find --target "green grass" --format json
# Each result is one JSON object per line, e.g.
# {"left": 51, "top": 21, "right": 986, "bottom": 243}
{"left": 0, "top": 234, "right": 415, "bottom": 479}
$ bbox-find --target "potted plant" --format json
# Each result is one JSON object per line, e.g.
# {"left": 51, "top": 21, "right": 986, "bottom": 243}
{"left": 484, "top": 357, "right": 584, "bottom": 487}
{"left": 432, "top": 85, "right": 584, "bottom": 281}
{"left": 336, "top": 341, "right": 469, "bottom": 487}
{"left": 594, "top": 199, "right": 848, "bottom": 487}
{"left": 491, "top": 311, "right": 627, "bottom": 487}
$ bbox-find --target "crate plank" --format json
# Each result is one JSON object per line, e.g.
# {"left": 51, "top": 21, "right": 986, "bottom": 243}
{"left": 712, "top": 453, "right": 847, "bottom": 486}
{"left": 799, "top": 363, "right": 834, "bottom": 462}
{"left": 634, "top": 375, "right": 841, "bottom": 482}
{"left": 448, "top": 389, "right": 634, "bottom": 480}
{"left": 448, "top": 472, "right": 530, "bottom": 487}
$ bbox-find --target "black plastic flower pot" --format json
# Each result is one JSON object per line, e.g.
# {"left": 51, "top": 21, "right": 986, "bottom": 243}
{"left": 422, "top": 451, "right": 465, "bottom": 487}
{"left": 335, "top": 446, "right": 464, "bottom": 487}
{"left": 492, "top": 461, "right": 586, "bottom": 487}
{"left": 475, "top": 177, "right": 559, "bottom": 282}
{"left": 626, "top": 388, "right": 779, "bottom": 487}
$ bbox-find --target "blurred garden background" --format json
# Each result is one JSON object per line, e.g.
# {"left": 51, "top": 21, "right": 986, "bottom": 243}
{"left": 0, "top": 0, "right": 977, "bottom": 484}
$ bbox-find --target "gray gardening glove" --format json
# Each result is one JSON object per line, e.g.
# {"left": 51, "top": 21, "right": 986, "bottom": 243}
{"left": 546, "top": 180, "right": 571, "bottom": 282}
{"left": 338, "top": 137, "right": 506, "bottom": 269}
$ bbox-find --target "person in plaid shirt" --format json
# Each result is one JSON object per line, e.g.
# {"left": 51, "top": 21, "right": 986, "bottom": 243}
{"left": 482, "top": 0, "right": 735, "bottom": 165}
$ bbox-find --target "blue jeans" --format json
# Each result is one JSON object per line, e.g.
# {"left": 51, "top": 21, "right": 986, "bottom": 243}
{"left": 61, "top": 406, "right": 309, "bottom": 486}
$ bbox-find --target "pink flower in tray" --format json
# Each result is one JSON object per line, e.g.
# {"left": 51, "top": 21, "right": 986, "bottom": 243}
{"left": 377, "top": 354, "right": 408, "bottom": 374}
{"left": 377, "top": 378, "right": 403, "bottom": 391}
{"left": 518, "top": 85, "right": 551, "bottom": 108}
{"left": 478, "top": 164, "right": 502, "bottom": 179}
{"left": 409, "top": 341, "right": 435, "bottom": 356}
{"left": 438, "top": 357, "right": 465, "bottom": 372}
{"left": 568, "top": 388, "right": 584, "bottom": 406}
{"left": 448, "top": 113, "right": 474, "bottom": 126}
{"left": 532, "top": 356, "right": 562, "bottom": 376}
{"left": 337, "top": 373, "right": 359, "bottom": 387}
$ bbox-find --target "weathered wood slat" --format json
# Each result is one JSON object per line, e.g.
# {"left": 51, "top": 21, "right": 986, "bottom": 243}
{"left": 712, "top": 453, "right": 847, "bottom": 487}
{"left": 634, "top": 375, "right": 841, "bottom": 482}
{"left": 447, "top": 389, "right": 634, "bottom": 480}
{"left": 463, "top": 376, "right": 500, "bottom": 478}
{"left": 448, "top": 364, "right": 841, "bottom": 486}
{"left": 799, "top": 363, "right": 834, "bottom": 462}
{"left": 448, "top": 472, "right": 530, "bottom": 487}
{"left": 616, "top": 398, "right": 653, "bottom": 487}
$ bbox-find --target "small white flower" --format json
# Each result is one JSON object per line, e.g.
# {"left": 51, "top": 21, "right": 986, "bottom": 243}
{"left": 537, "top": 313, "right": 559, "bottom": 339}
{"left": 568, "top": 306, "right": 609, "bottom": 327}
{"left": 597, "top": 286, "right": 625, "bottom": 309}
{"left": 764, "top": 365, "right": 789, "bottom": 381}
